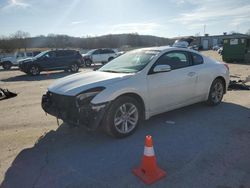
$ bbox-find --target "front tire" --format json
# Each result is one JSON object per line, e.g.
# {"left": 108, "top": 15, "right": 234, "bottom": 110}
{"left": 206, "top": 78, "right": 225, "bottom": 106}
{"left": 70, "top": 63, "right": 79, "bottom": 73}
{"left": 85, "top": 59, "right": 92, "bottom": 67}
{"left": 103, "top": 96, "right": 141, "bottom": 138}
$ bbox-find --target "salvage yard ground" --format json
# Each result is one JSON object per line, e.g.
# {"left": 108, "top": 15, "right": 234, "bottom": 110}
{"left": 0, "top": 51, "right": 250, "bottom": 188}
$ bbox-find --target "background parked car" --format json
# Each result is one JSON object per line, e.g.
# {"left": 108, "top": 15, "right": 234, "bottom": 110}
{"left": 212, "top": 45, "right": 222, "bottom": 51}
{"left": 19, "top": 49, "right": 83, "bottom": 75}
{"left": 82, "top": 48, "right": 117, "bottom": 67}
{"left": 116, "top": 51, "right": 126, "bottom": 57}
{"left": 0, "top": 51, "right": 41, "bottom": 70}
{"left": 188, "top": 45, "right": 199, "bottom": 51}
{"left": 217, "top": 47, "right": 223, "bottom": 55}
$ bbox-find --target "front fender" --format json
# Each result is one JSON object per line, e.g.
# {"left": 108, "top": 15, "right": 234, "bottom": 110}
{"left": 91, "top": 78, "right": 150, "bottom": 119}
{"left": 92, "top": 87, "right": 145, "bottom": 104}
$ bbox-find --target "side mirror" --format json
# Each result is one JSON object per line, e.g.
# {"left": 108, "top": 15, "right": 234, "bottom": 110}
{"left": 153, "top": 64, "right": 171, "bottom": 73}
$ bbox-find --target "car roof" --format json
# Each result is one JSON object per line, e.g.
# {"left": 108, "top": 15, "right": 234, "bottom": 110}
{"left": 138, "top": 46, "right": 199, "bottom": 54}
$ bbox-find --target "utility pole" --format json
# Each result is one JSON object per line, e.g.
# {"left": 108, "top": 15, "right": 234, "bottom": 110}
{"left": 204, "top": 24, "right": 206, "bottom": 35}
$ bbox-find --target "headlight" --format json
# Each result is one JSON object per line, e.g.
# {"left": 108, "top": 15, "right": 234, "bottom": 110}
{"left": 75, "top": 87, "right": 105, "bottom": 107}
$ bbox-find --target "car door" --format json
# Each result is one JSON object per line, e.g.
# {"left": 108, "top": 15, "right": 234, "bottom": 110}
{"left": 55, "top": 50, "right": 70, "bottom": 68}
{"left": 107, "top": 49, "right": 116, "bottom": 60}
{"left": 91, "top": 49, "right": 102, "bottom": 63}
{"left": 38, "top": 51, "right": 57, "bottom": 70}
{"left": 101, "top": 49, "right": 109, "bottom": 62}
{"left": 147, "top": 51, "right": 198, "bottom": 115}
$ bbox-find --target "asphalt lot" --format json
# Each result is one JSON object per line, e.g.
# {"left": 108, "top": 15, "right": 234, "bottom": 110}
{"left": 0, "top": 51, "right": 250, "bottom": 188}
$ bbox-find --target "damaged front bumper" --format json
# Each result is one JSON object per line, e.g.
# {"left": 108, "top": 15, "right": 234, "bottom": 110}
{"left": 41, "top": 91, "right": 109, "bottom": 130}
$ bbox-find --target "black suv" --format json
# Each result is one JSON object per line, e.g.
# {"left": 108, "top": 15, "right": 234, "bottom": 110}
{"left": 19, "top": 49, "right": 83, "bottom": 75}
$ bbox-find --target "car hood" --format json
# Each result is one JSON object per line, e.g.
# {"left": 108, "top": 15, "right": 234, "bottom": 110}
{"left": 48, "top": 71, "right": 133, "bottom": 96}
{"left": 1, "top": 56, "right": 14, "bottom": 61}
{"left": 18, "top": 57, "right": 34, "bottom": 63}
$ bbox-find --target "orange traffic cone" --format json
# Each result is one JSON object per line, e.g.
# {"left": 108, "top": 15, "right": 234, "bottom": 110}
{"left": 133, "top": 135, "right": 166, "bottom": 184}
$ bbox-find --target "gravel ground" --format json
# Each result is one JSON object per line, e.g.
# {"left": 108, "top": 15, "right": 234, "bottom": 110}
{"left": 0, "top": 51, "right": 250, "bottom": 188}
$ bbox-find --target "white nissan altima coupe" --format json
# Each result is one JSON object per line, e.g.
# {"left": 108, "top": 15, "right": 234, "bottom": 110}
{"left": 42, "top": 46, "right": 229, "bottom": 138}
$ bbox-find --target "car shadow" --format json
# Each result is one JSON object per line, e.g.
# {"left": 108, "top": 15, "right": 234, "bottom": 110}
{"left": 1, "top": 102, "right": 250, "bottom": 188}
{"left": 1, "top": 71, "right": 74, "bottom": 82}
{"left": 0, "top": 67, "right": 20, "bottom": 72}
{"left": 0, "top": 68, "right": 98, "bottom": 82}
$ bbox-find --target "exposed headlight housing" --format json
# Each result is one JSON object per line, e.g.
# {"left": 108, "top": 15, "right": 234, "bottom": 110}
{"left": 75, "top": 87, "right": 105, "bottom": 107}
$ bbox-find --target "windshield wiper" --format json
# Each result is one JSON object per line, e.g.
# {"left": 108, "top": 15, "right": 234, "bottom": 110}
{"left": 101, "top": 70, "right": 135, "bottom": 73}
{"left": 101, "top": 70, "right": 121, "bottom": 73}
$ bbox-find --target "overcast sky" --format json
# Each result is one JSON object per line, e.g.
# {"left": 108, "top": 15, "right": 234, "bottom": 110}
{"left": 0, "top": 0, "right": 249, "bottom": 38}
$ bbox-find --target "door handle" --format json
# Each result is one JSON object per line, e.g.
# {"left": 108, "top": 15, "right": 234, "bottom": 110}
{"left": 187, "top": 72, "right": 196, "bottom": 77}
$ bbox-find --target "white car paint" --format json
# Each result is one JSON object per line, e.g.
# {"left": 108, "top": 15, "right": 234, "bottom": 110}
{"left": 1, "top": 51, "right": 37, "bottom": 66}
{"left": 82, "top": 49, "right": 118, "bottom": 64}
{"left": 48, "top": 71, "right": 133, "bottom": 96}
{"left": 48, "top": 46, "right": 229, "bottom": 120}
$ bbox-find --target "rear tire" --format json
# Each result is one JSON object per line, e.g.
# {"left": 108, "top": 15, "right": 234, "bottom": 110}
{"left": 103, "top": 96, "right": 142, "bottom": 138}
{"left": 2, "top": 62, "right": 12, "bottom": 70}
{"left": 28, "top": 65, "right": 40, "bottom": 76}
{"left": 206, "top": 78, "right": 225, "bottom": 106}
{"left": 70, "top": 63, "right": 79, "bottom": 73}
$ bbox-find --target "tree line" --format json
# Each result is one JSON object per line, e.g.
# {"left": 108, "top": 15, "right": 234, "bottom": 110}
{"left": 0, "top": 31, "right": 172, "bottom": 53}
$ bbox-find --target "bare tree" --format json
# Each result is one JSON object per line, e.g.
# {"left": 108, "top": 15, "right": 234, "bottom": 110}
{"left": 0, "top": 33, "right": 171, "bottom": 52}
{"left": 11, "top": 30, "right": 30, "bottom": 51}
{"left": 246, "top": 29, "right": 250, "bottom": 35}
{"left": 229, "top": 30, "right": 241, "bottom": 35}
{"left": 0, "top": 35, "right": 16, "bottom": 53}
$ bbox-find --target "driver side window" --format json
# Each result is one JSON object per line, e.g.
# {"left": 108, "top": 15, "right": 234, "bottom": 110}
{"left": 155, "top": 51, "right": 190, "bottom": 70}
{"left": 46, "top": 51, "right": 56, "bottom": 58}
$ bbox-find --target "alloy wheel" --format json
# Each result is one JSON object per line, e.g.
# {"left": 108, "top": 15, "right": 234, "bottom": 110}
{"left": 71, "top": 64, "right": 79, "bottom": 72}
{"left": 30, "top": 66, "right": 39, "bottom": 75}
{"left": 114, "top": 103, "right": 139, "bottom": 134}
{"left": 211, "top": 82, "right": 224, "bottom": 103}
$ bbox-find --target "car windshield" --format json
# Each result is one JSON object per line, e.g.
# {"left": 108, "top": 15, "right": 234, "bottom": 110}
{"left": 34, "top": 51, "right": 48, "bottom": 59}
{"left": 86, "top": 49, "right": 96, "bottom": 55}
{"left": 99, "top": 50, "right": 159, "bottom": 73}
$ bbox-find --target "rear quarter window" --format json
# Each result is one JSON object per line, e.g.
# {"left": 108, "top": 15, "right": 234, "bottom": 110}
{"left": 191, "top": 53, "right": 203, "bottom": 65}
